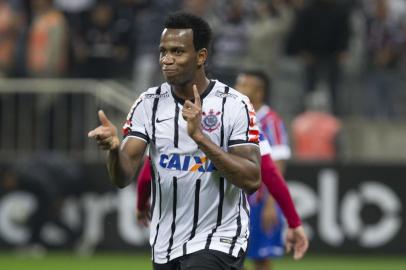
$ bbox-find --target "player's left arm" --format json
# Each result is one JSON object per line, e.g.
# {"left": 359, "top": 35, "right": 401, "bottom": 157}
{"left": 261, "top": 153, "right": 309, "bottom": 259}
{"left": 195, "top": 141, "right": 261, "bottom": 195}
{"left": 182, "top": 85, "right": 261, "bottom": 194}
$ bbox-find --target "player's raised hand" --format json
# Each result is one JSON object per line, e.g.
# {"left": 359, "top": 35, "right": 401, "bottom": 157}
{"left": 182, "top": 84, "right": 203, "bottom": 140}
{"left": 88, "top": 110, "right": 120, "bottom": 151}
{"left": 192, "top": 84, "right": 201, "bottom": 108}
{"left": 285, "top": 225, "right": 309, "bottom": 260}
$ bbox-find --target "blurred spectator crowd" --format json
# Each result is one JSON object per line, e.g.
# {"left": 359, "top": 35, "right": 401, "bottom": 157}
{"left": 0, "top": 0, "right": 406, "bottom": 119}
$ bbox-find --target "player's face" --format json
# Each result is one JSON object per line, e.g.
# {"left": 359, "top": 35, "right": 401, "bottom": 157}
{"left": 234, "top": 74, "right": 263, "bottom": 103}
{"left": 159, "top": 28, "right": 198, "bottom": 86}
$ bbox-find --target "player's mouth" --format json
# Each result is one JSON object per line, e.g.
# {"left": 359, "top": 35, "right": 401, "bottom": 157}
{"left": 162, "top": 69, "right": 177, "bottom": 76}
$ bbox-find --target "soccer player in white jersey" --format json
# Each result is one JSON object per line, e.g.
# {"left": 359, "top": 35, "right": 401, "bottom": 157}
{"left": 135, "top": 133, "right": 309, "bottom": 268}
{"left": 88, "top": 12, "right": 305, "bottom": 270}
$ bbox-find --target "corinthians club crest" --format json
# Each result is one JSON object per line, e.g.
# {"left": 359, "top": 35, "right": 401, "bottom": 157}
{"left": 202, "top": 109, "right": 221, "bottom": 132}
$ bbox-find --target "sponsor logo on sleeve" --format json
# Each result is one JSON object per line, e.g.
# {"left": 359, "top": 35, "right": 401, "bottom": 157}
{"left": 145, "top": 92, "right": 169, "bottom": 99}
{"left": 215, "top": 90, "right": 238, "bottom": 99}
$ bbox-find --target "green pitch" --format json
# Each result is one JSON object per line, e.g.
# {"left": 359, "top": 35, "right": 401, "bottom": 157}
{"left": 0, "top": 252, "right": 405, "bottom": 270}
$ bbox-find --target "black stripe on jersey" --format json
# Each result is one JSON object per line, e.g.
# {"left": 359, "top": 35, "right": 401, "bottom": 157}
{"left": 182, "top": 179, "right": 201, "bottom": 255}
{"left": 201, "top": 80, "right": 215, "bottom": 101}
{"left": 228, "top": 140, "right": 259, "bottom": 146}
{"left": 174, "top": 102, "right": 180, "bottom": 148}
{"left": 166, "top": 177, "right": 178, "bottom": 262}
{"left": 151, "top": 174, "right": 162, "bottom": 262}
{"left": 123, "top": 97, "right": 144, "bottom": 139}
{"left": 150, "top": 165, "right": 156, "bottom": 220}
{"left": 220, "top": 86, "right": 229, "bottom": 147}
{"left": 242, "top": 192, "right": 249, "bottom": 217}
{"left": 152, "top": 224, "right": 159, "bottom": 262}
{"left": 151, "top": 86, "right": 162, "bottom": 143}
{"left": 229, "top": 192, "right": 242, "bottom": 255}
{"left": 242, "top": 100, "right": 250, "bottom": 142}
{"left": 205, "top": 177, "right": 225, "bottom": 249}
{"left": 190, "top": 179, "right": 201, "bottom": 238}
{"left": 128, "top": 99, "right": 142, "bottom": 123}
{"left": 126, "top": 131, "right": 150, "bottom": 143}
{"left": 242, "top": 192, "right": 249, "bottom": 240}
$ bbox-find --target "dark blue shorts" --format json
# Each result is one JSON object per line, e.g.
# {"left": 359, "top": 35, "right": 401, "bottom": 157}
{"left": 247, "top": 199, "right": 285, "bottom": 260}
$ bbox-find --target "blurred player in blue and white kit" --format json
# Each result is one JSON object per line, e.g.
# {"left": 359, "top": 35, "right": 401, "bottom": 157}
{"left": 236, "top": 70, "right": 292, "bottom": 270}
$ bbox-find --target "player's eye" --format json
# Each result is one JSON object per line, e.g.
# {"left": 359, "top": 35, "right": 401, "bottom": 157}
{"left": 174, "top": 48, "right": 183, "bottom": 55}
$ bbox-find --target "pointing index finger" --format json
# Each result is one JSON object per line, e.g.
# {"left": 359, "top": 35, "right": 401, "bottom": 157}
{"left": 98, "top": 110, "right": 111, "bottom": 127}
{"left": 193, "top": 85, "right": 201, "bottom": 107}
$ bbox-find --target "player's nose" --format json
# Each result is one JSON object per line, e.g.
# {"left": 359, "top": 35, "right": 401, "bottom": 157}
{"left": 161, "top": 54, "right": 175, "bottom": 65}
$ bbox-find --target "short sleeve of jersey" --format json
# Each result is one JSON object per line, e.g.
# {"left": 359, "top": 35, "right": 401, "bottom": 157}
{"left": 261, "top": 112, "right": 291, "bottom": 161}
{"left": 228, "top": 96, "right": 260, "bottom": 147}
{"left": 259, "top": 132, "right": 272, "bottom": 156}
{"left": 122, "top": 93, "right": 150, "bottom": 143}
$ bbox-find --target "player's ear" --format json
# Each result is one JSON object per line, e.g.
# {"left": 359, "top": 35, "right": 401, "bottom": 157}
{"left": 197, "top": 48, "right": 208, "bottom": 67}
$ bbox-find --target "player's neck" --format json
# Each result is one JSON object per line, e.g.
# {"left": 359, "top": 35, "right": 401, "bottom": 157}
{"left": 172, "top": 77, "right": 210, "bottom": 100}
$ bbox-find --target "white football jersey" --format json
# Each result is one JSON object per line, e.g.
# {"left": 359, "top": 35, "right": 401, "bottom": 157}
{"left": 123, "top": 80, "right": 260, "bottom": 264}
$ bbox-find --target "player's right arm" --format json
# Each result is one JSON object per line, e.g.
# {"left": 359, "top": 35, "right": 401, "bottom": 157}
{"left": 136, "top": 157, "right": 152, "bottom": 227}
{"left": 107, "top": 136, "right": 147, "bottom": 188}
{"left": 88, "top": 110, "right": 147, "bottom": 188}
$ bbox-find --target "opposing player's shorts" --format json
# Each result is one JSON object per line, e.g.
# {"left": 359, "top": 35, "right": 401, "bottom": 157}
{"left": 247, "top": 199, "right": 285, "bottom": 260}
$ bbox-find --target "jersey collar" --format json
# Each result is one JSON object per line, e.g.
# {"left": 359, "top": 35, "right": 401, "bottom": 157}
{"left": 171, "top": 80, "right": 215, "bottom": 105}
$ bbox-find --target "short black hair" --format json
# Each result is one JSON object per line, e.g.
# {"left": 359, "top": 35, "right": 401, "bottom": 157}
{"left": 239, "top": 69, "right": 272, "bottom": 103}
{"left": 240, "top": 69, "right": 272, "bottom": 96}
{"left": 164, "top": 12, "right": 212, "bottom": 52}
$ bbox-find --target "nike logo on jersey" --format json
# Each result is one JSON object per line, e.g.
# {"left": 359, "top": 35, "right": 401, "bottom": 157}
{"left": 156, "top": 117, "right": 173, "bottom": 123}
